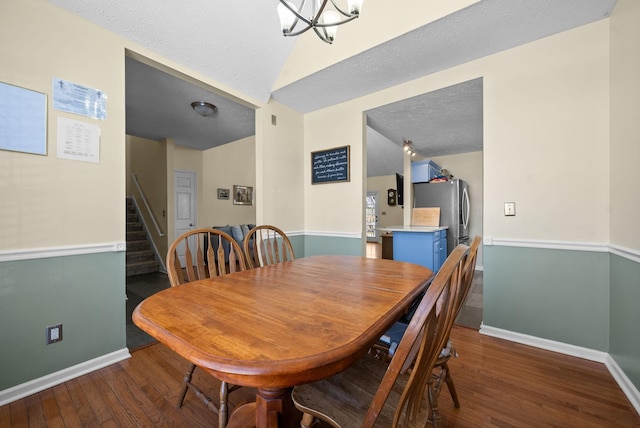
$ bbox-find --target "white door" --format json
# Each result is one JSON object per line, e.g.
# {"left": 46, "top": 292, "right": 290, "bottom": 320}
{"left": 366, "top": 191, "right": 380, "bottom": 243}
{"left": 174, "top": 171, "right": 197, "bottom": 265}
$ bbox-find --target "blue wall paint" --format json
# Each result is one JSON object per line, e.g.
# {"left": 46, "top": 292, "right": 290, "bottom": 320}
{"left": 0, "top": 253, "right": 126, "bottom": 390}
{"left": 289, "top": 235, "right": 305, "bottom": 259}
{"left": 483, "top": 246, "right": 609, "bottom": 351}
{"left": 303, "top": 235, "right": 362, "bottom": 257}
{"left": 609, "top": 254, "right": 640, "bottom": 389}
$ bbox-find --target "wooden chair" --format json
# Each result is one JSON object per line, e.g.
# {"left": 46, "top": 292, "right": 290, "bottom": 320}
{"left": 166, "top": 228, "right": 247, "bottom": 428}
{"left": 243, "top": 225, "right": 295, "bottom": 269}
{"left": 431, "top": 235, "right": 482, "bottom": 410}
{"left": 291, "top": 244, "right": 469, "bottom": 428}
{"left": 374, "top": 236, "right": 482, "bottom": 419}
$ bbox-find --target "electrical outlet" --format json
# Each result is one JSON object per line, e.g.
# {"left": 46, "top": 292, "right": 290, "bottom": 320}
{"left": 46, "top": 324, "right": 63, "bottom": 344}
{"left": 504, "top": 202, "right": 516, "bottom": 216}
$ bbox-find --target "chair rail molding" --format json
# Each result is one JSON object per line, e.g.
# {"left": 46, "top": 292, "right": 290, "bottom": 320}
{"left": 0, "top": 242, "right": 127, "bottom": 262}
{"left": 483, "top": 236, "right": 640, "bottom": 263}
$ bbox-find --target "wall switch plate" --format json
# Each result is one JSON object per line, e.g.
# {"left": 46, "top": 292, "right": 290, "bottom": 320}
{"left": 504, "top": 202, "right": 516, "bottom": 216}
{"left": 46, "top": 324, "right": 63, "bottom": 344}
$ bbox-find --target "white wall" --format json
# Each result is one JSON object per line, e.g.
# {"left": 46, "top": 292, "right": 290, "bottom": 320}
{"left": 0, "top": 0, "right": 126, "bottom": 250}
{"left": 254, "top": 100, "right": 305, "bottom": 233}
{"left": 610, "top": 0, "right": 640, "bottom": 250}
{"left": 302, "top": 19, "right": 610, "bottom": 249}
{"left": 366, "top": 175, "right": 404, "bottom": 231}
{"left": 202, "top": 136, "right": 256, "bottom": 227}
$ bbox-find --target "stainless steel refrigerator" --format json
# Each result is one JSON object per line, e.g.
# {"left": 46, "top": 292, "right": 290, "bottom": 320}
{"left": 413, "top": 179, "right": 470, "bottom": 255}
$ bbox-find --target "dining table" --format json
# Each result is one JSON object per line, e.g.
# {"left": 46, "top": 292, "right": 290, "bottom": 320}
{"left": 132, "top": 254, "right": 434, "bottom": 428}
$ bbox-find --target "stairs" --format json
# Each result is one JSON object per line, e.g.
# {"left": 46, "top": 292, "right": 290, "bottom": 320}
{"left": 126, "top": 198, "right": 160, "bottom": 276}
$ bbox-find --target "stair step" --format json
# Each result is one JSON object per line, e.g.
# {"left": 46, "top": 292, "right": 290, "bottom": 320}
{"left": 127, "top": 240, "right": 150, "bottom": 251}
{"left": 126, "top": 249, "right": 155, "bottom": 263}
{"left": 127, "top": 222, "right": 143, "bottom": 232}
{"left": 127, "top": 260, "right": 160, "bottom": 277}
{"left": 127, "top": 230, "right": 146, "bottom": 241}
{"left": 127, "top": 213, "right": 139, "bottom": 222}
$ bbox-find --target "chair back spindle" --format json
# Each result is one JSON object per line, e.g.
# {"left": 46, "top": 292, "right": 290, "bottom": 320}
{"left": 244, "top": 225, "right": 295, "bottom": 269}
{"left": 167, "top": 228, "right": 246, "bottom": 287}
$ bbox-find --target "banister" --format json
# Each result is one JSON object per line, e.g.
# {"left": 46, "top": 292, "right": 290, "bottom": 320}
{"left": 131, "top": 173, "right": 165, "bottom": 237}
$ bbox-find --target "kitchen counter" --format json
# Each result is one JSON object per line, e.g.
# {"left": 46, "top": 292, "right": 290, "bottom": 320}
{"left": 381, "top": 225, "right": 448, "bottom": 233}
{"left": 381, "top": 226, "right": 448, "bottom": 272}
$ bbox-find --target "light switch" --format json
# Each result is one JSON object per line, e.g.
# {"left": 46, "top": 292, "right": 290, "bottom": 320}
{"left": 504, "top": 202, "right": 516, "bottom": 216}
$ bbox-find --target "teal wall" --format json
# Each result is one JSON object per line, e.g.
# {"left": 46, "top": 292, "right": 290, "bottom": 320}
{"left": 303, "top": 235, "right": 362, "bottom": 257}
{"left": 609, "top": 254, "right": 640, "bottom": 388}
{"left": 483, "top": 245, "right": 610, "bottom": 351}
{"left": 289, "top": 235, "right": 305, "bottom": 260}
{"left": 0, "top": 252, "right": 126, "bottom": 390}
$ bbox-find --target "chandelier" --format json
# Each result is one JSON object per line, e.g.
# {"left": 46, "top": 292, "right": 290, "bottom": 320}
{"left": 277, "top": 0, "right": 364, "bottom": 44}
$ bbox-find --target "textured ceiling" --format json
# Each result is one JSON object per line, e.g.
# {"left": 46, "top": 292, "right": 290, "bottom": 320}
{"left": 48, "top": 0, "right": 618, "bottom": 155}
{"left": 367, "top": 78, "right": 484, "bottom": 160}
{"left": 125, "top": 57, "right": 255, "bottom": 150}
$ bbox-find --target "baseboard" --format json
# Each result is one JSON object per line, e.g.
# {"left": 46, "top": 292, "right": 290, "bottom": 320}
{"left": 0, "top": 348, "right": 130, "bottom": 407}
{"left": 480, "top": 324, "right": 640, "bottom": 415}
{"left": 604, "top": 354, "right": 640, "bottom": 415}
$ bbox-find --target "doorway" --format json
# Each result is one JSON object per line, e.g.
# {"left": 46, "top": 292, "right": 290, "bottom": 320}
{"left": 174, "top": 170, "right": 197, "bottom": 265}
{"left": 366, "top": 191, "right": 380, "bottom": 243}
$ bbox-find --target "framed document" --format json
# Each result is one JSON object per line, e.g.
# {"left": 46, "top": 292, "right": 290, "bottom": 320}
{"left": 0, "top": 81, "right": 47, "bottom": 156}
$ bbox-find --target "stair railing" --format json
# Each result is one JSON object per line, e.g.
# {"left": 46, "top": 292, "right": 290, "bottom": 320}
{"left": 130, "top": 173, "right": 166, "bottom": 273}
{"left": 131, "top": 173, "right": 165, "bottom": 237}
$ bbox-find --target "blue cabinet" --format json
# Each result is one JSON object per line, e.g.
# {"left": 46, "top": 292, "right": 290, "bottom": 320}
{"left": 411, "top": 160, "right": 442, "bottom": 183}
{"left": 392, "top": 229, "right": 447, "bottom": 272}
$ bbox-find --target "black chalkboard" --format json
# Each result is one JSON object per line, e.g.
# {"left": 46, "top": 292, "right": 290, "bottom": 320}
{"left": 311, "top": 145, "right": 350, "bottom": 184}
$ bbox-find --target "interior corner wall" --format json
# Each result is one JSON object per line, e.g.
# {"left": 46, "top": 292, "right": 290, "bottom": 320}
{"left": 608, "top": 0, "right": 640, "bottom": 389}
{"left": 0, "top": 0, "right": 127, "bottom": 391}
{"left": 255, "top": 101, "right": 306, "bottom": 256}
{"left": 303, "top": 106, "right": 365, "bottom": 256}
{"left": 202, "top": 136, "right": 257, "bottom": 227}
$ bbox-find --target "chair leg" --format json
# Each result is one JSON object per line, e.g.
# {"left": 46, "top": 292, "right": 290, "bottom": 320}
{"left": 177, "top": 364, "right": 197, "bottom": 408}
{"left": 219, "top": 381, "right": 229, "bottom": 428}
{"left": 427, "top": 380, "right": 442, "bottom": 428}
{"left": 301, "top": 413, "right": 316, "bottom": 428}
{"left": 442, "top": 362, "right": 460, "bottom": 408}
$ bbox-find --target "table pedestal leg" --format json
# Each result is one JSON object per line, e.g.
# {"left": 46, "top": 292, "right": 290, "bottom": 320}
{"left": 256, "top": 387, "right": 301, "bottom": 428}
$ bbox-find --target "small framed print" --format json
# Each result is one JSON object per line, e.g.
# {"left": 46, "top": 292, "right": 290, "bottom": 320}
{"left": 233, "top": 185, "right": 253, "bottom": 205}
{"left": 217, "top": 188, "right": 230, "bottom": 200}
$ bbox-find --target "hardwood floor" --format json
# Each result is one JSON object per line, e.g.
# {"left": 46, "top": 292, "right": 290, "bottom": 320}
{"left": 366, "top": 241, "right": 382, "bottom": 259}
{"left": 2, "top": 326, "right": 638, "bottom": 427}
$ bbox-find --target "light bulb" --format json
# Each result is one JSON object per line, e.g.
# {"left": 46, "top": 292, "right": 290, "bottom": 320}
{"left": 348, "top": 0, "right": 363, "bottom": 14}
{"left": 277, "top": 2, "right": 297, "bottom": 32}
{"left": 322, "top": 10, "right": 340, "bottom": 41}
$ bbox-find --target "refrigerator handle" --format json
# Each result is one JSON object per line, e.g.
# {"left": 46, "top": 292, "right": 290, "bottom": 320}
{"left": 462, "top": 187, "right": 470, "bottom": 229}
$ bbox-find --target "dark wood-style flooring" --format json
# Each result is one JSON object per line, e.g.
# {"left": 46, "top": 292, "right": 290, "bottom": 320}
{"left": 2, "top": 326, "right": 638, "bottom": 427}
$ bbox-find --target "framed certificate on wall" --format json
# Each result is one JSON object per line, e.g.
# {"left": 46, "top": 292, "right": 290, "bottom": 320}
{"left": 0, "top": 81, "right": 47, "bottom": 156}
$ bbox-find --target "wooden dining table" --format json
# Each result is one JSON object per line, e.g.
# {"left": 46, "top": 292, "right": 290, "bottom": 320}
{"left": 133, "top": 254, "right": 433, "bottom": 427}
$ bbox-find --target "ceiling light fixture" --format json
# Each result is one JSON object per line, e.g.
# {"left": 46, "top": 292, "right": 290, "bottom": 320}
{"left": 191, "top": 101, "right": 218, "bottom": 117}
{"left": 403, "top": 139, "right": 417, "bottom": 157}
{"left": 277, "top": 0, "right": 363, "bottom": 44}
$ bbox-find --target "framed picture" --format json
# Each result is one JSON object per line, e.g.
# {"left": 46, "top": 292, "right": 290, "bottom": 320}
{"left": 311, "top": 145, "right": 350, "bottom": 184}
{"left": 217, "top": 188, "right": 229, "bottom": 200}
{"left": 233, "top": 185, "right": 253, "bottom": 205}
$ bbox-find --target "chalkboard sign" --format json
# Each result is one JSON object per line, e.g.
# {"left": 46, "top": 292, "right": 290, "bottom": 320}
{"left": 311, "top": 145, "right": 350, "bottom": 184}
